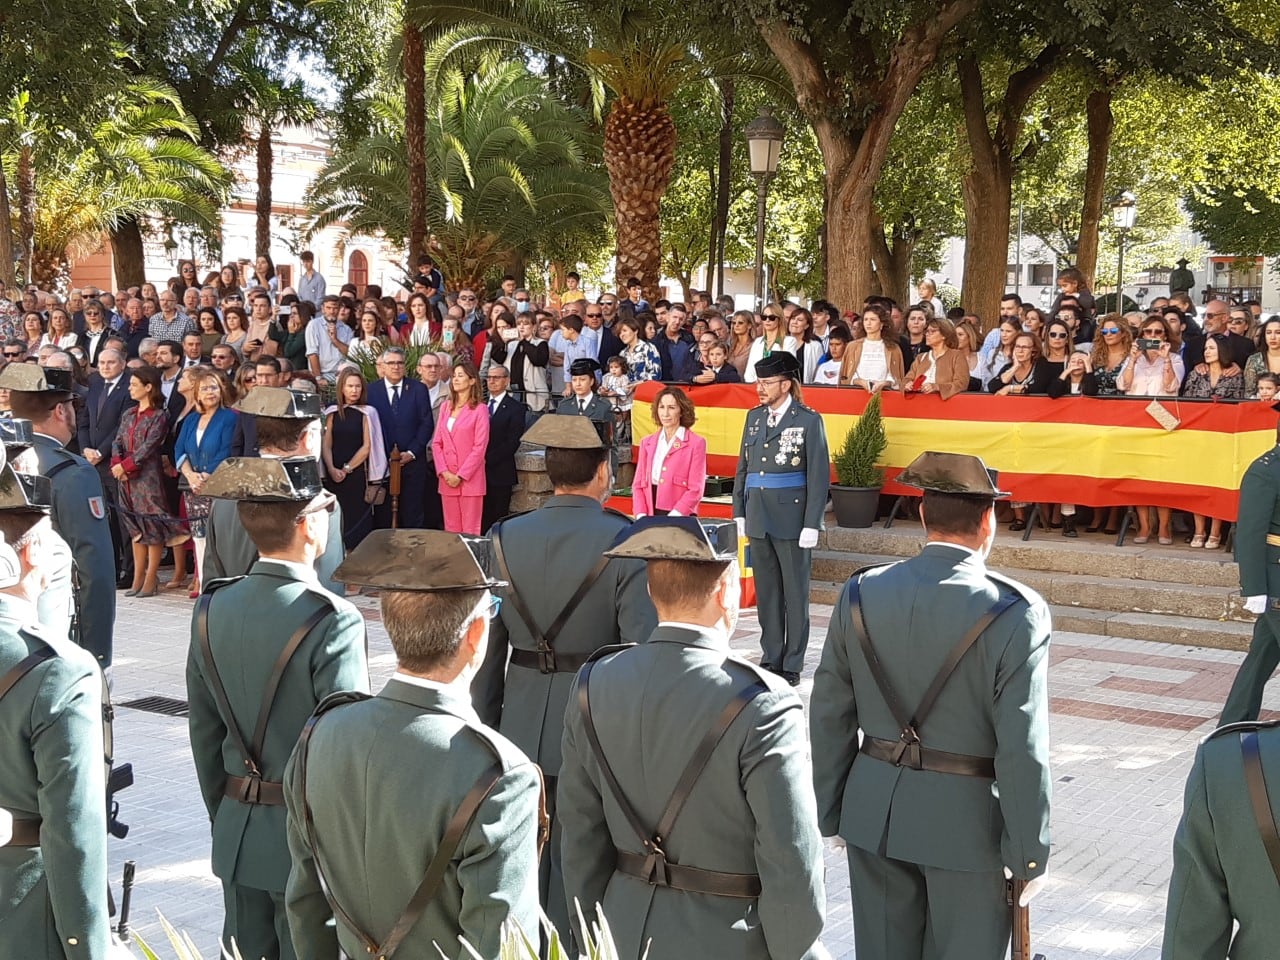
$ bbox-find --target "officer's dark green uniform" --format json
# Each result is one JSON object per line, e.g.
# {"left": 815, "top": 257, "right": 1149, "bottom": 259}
{"left": 1222, "top": 438, "right": 1280, "bottom": 723}
{"left": 285, "top": 529, "right": 542, "bottom": 960}
{"left": 471, "top": 414, "right": 655, "bottom": 937}
{"left": 558, "top": 517, "right": 828, "bottom": 959}
{"left": 203, "top": 388, "right": 345, "bottom": 594}
{"left": 810, "top": 452, "right": 1052, "bottom": 960}
{"left": 0, "top": 460, "right": 111, "bottom": 959}
{"left": 0, "top": 365, "right": 115, "bottom": 668}
{"left": 186, "top": 456, "right": 368, "bottom": 960}
{"left": 557, "top": 357, "right": 616, "bottom": 472}
{"left": 1163, "top": 718, "right": 1280, "bottom": 958}
{"left": 732, "top": 350, "right": 829, "bottom": 684}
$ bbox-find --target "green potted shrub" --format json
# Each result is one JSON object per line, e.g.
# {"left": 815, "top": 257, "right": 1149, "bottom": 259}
{"left": 830, "top": 392, "right": 888, "bottom": 528}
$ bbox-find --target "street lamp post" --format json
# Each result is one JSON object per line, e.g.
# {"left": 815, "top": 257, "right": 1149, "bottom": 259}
{"left": 1111, "top": 191, "right": 1137, "bottom": 310}
{"left": 745, "top": 107, "right": 784, "bottom": 308}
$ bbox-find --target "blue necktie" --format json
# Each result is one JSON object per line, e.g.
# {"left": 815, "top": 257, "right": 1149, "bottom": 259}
{"left": 391, "top": 384, "right": 401, "bottom": 413}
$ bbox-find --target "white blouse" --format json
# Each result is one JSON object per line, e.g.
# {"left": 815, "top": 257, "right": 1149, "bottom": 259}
{"left": 855, "top": 339, "right": 890, "bottom": 383}
{"left": 650, "top": 426, "right": 685, "bottom": 487}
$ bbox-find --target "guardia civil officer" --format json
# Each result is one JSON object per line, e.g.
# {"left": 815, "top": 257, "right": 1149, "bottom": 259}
{"left": 1221, "top": 420, "right": 1280, "bottom": 723}
{"left": 810, "top": 452, "right": 1052, "bottom": 960}
{"left": 0, "top": 458, "right": 111, "bottom": 959}
{"left": 0, "top": 364, "right": 115, "bottom": 669}
{"left": 1162, "top": 717, "right": 1280, "bottom": 958}
{"left": 471, "top": 414, "right": 655, "bottom": 937}
{"left": 284, "top": 529, "right": 542, "bottom": 960}
{"left": 203, "top": 388, "right": 345, "bottom": 595}
{"left": 731, "top": 350, "right": 829, "bottom": 685}
{"left": 186, "top": 457, "right": 369, "bottom": 960}
{"left": 556, "top": 357, "right": 614, "bottom": 438}
{"left": 558, "top": 516, "right": 828, "bottom": 959}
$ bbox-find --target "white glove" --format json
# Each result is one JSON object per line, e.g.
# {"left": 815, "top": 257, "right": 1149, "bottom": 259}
{"left": 735, "top": 517, "right": 746, "bottom": 538}
{"left": 1003, "top": 866, "right": 1048, "bottom": 906}
{"left": 1245, "top": 595, "right": 1269, "bottom": 615}
{"left": 667, "top": 509, "right": 681, "bottom": 517}
{"left": 0, "top": 807, "right": 11, "bottom": 846}
{"left": 798, "top": 527, "right": 819, "bottom": 549}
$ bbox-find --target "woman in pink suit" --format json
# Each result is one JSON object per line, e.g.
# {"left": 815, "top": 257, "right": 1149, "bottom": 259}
{"left": 431, "top": 361, "right": 490, "bottom": 534}
{"left": 632, "top": 386, "right": 708, "bottom": 518}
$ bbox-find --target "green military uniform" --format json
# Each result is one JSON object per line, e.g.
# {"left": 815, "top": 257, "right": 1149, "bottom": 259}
{"left": 555, "top": 392, "right": 613, "bottom": 436}
{"left": 471, "top": 415, "right": 656, "bottom": 937}
{"left": 810, "top": 452, "right": 1052, "bottom": 960}
{"left": 0, "top": 460, "right": 111, "bottom": 960}
{"left": 186, "top": 457, "right": 368, "bottom": 960}
{"left": 1222, "top": 442, "right": 1280, "bottom": 723}
{"left": 285, "top": 529, "right": 542, "bottom": 960}
{"left": 732, "top": 352, "right": 829, "bottom": 683}
{"left": 558, "top": 517, "right": 827, "bottom": 959}
{"left": 1163, "top": 719, "right": 1280, "bottom": 959}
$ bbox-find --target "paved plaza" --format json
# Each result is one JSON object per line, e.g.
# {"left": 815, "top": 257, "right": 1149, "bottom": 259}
{"left": 102, "top": 580, "right": 1276, "bottom": 959}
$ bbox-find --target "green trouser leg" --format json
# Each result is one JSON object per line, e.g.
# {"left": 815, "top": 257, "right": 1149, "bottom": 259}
{"left": 1222, "top": 609, "right": 1280, "bottom": 724}
{"left": 749, "top": 536, "right": 786, "bottom": 669}
{"left": 771, "top": 538, "right": 812, "bottom": 674}
{"left": 542, "top": 775, "right": 569, "bottom": 948}
{"left": 222, "top": 880, "right": 294, "bottom": 960}
{"left": 846, "top": 845, "right": 1009, "bottom": 960}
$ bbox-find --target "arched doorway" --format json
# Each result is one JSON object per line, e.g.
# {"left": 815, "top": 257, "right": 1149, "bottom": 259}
{"left": 348, "top": 251, "right": 368, "bottom": 296}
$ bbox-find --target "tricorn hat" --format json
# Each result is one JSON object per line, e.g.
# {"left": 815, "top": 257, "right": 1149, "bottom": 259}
{"left": 202, "top": 457, "right": 326, "bottom": 502}
{"left": 569, "top": 357, "right": 602, "bottom": 378}
{"left": 895, "top": 451, "right": 1009, "bottom": 499}
{"left": 753, "top": 350, "right": 800, "bottom": 382}
{"left": 0, "top": 364, "right": 76, "bottom": 397}
{"left": 521, "top": 414, "right": 604, "bottom": 449}
{"left": 233, "top": 387, "right": 322, "bottom": 420}
{"left": 605, "top": 516, "right": 738, "bottom": 562}
{"left": 0, "top": 418, "right": 30, "bottom": 454}
{"left": 334, "top": 530, "right": 507, "bottom": 591}
{"left": 0, "top": 463, "right": 50, "bottom": 513}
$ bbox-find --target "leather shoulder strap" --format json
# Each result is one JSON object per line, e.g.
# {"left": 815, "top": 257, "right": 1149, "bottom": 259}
{"left": 844, "top": 576, "right": 912, "bottom": 733}
{"left": 0, "top": 647, "right": 55, "bottom": 702}
{"left": 249, "top": 598, "right": 335, "bottom": 764}
{"left": 1241, "top": 730, "right": 1280, "bottom": 885}
{"left": 43, "top": 457, "right": 77, "bottom": 480}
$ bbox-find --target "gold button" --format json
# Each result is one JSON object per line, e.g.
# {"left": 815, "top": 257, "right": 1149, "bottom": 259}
{"left": 68, "top": 939, "right": 78, "bottom": 946}
{"left": 1027, "top": 861, "right": 1037, "bottom": 869}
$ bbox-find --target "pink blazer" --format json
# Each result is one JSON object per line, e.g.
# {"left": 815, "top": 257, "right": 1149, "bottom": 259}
{"left": 632, "top": 428, "right": 707, "bottom": 517}
{"left": 431, "top": 402, "right": 490, "bottom": 497}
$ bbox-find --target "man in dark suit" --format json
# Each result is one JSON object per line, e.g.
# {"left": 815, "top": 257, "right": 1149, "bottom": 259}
{"left": 481, "top": 365, "right": 526, "bottom": 530}
{"left": 76, "top": 346, "right": 137, "bottom": 585}
{"left": 366, "top": 346, "right": 433, "bottom": 529}
{"left": 1183, "top": 299, "right": 1252, "bottom": 373}
{"left": 584, "top": 303, "right": 622, "bottom": 364}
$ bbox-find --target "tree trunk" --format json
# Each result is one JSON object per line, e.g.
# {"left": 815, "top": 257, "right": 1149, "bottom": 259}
{"left": 712, "top": 80, "right": 735, "bottom": 297}
{"left": 870, "top": 213, "right": 915, "bottom": 305}
{"left": 403, "top": 18, "right": 428, "bottom": 265}
{"left": 16, "top": 146, "right": 35, "bottom": 285}
{"left": 255, "top": 122, "right": 273, "bottom": 257}
{"left": 1075, "top": 86, "right": 1114, "bottom": 288}
{"left": 0, "top": 166, "right": 13, "bottom": 287}
{"left": 110, "top": 216, "right": 148, "bottom": 290}
{"left": 603, "top": 95, "right": 677, "bottom": 304}
{"left": 706, "top": 164, "right": 718, "bottom": 296}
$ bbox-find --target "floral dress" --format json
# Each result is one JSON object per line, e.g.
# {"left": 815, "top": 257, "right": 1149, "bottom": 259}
{"left": 622, "top": 340, "right": 661, "bottom": 384}
{"left": 1094, "top": 357, "right": 1126, "bottom": 396}
{"left": 111, "top": 407, "right": 189, "bottom": 546}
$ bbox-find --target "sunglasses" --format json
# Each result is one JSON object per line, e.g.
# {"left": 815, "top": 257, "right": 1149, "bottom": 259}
{"left": 1047, "top": 331, "right": 1069, "bottom": 339}
{"left": 1056, "top": 314, "right": 1074, "bottom": 321}
{"left": 458, "top": 295, "right": 476, "bottom": 301}
{"left": 732, "top": 320, "right": 748, "bottom": 325}
{"left": 601, "top": 300, "right": 617, "bottom": 307}
{"left": 1099, "top": 327, "right": 1121, "bottom": 334}
{"left": 586, "top": 312, "right": 602, "bottom": 318}
{"left": 3, "top": 351, "right": 22, "bottom": 358}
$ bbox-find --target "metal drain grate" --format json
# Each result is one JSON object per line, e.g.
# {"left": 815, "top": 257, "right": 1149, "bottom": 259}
{"left": 118, "top": 695, "right": 189, "bottom": 718}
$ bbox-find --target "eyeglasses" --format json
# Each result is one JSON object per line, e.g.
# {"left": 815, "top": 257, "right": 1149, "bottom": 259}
{"left": 757, "top": 377, "right": 787, "bottom": 386}
{"left": 1013, "top": 344, "right": 1033, "bottom": 350}
{"left": 1140, "top": 329, "right": 1164, "bottom": 337}
{"left": 3, "top": 351, "right": 22, "bottom": 358}
{"left": 1056, "top": 314, "right": 1074, "bottom": 321}
{"left": 1099, "top": 327, "right": 1121, "bottom": 334}
{"left": 458, "top": 295, "right": 476, "bottom": 301}
{"left": 480, "top": 594, "right": 503, "bottom": 621}
{"left": 1047, "top": 331, "right": 1069, "bottom": 339}
{"left": 585, "top": 312, "right": 602, "bottom": 318}
{"left": 383, "top": 360, "right": 405, "bottom": 366}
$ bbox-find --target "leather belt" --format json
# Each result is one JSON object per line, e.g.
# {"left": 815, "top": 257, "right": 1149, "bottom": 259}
{"left": 862, "top": 735, "right": 996, "bottom": 778}
{"left": 1266, "top": 534, "right": 1280, "bottom": 547}
{"left": 7, "top": 816, "right": 41, "bottom": 846}
{"left": 616, "top": 850, "right": 762, "bottom": 899}
{"left": 509, "top": 647, "right": 592, "bottom": 674}
{"left": 224, "top": 775, "right": 285, "bottom": 806}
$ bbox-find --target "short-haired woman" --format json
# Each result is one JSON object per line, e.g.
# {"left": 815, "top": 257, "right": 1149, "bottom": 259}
{"left": 632, "top": 386, "right": 708, "bottom": 518}
{"left": 431, "top": 362, "right": 490, "bottom": 535}
{"left": 906, "top": 317, "right": 969, "bottom": 399}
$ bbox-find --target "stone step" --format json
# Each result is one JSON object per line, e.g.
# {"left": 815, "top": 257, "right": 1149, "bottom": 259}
{"left": 820, "top": 522, "right": 1240, "bottom": 589}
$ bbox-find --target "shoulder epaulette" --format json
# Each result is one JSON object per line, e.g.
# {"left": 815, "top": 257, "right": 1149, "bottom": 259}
{"left": 201, "top": 575, "right": 245, "bottom": 596}
{"left": 984, "top": 569, "right": 1040, "bottom": 605}
{"left": 312, "top": 689, "right": 372, "bottom": 721}
{"left": 1204, "top": 718, "right": 1280, "bottom": 743}
{"left": 852, "top": 560, "right": 897, "bottom": 579}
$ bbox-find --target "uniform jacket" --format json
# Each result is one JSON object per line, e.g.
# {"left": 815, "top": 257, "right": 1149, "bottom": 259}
{"left": 558, "top": 625, "right": 828, "bottom": 960}
{"left": 431, "top": 401, "right": 489, "bottom": 498}
{"left": 366, "top": 377, "right": 433, "bottom": 461}
{"left": 284, "top": 679, "right": 540, "bottom": 960}
{"left": 76, "top": 373, "right": 136, "bottom": 460}
{"left": 0, "top": 598, "right": 109, "bottom": 960}
{"left": 1235, "top": 445, "right": 1280, "bottom": 598}
{"left": 203, "top": 491, "right": 345, "bottom": 595}
{"left": 556, "top": 393, "right": 613, "bottom": 434}
{"left": 484, "top": 394, "right": 527, "bottom": 490}
{"left": 471, "top": 495, "right": 656, "bottom": 773}
{"left": 632, "top": 428, "right": 707, "bottom": 517}
{"left": 185, "top": 560, "right": 368, "bottom": 892}
{"left": 731, "top": 400, "right": 830, "bottom": 539}
{"left": 1163, "top": 721, "right": 1280, "bottom": 959}
{"left": 810, "top": 543, "right": 1052, "bottom": 878}
{"left": 29, "top": 435, "right": 115, "bottom": 667}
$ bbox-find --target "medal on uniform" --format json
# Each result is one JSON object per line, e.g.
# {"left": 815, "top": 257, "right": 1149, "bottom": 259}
{"left": 791, "top": 457, "right": 800, "bottom": 466}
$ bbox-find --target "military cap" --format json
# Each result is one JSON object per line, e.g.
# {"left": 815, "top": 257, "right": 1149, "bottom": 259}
{"left": 753, "top": 350, "right": 801, "bottom": 382}
{"left": 896, "top": 451, "right": 1009, "bottom": 499}
{"left": 334, "top": 529, "right": 507, "bottom": 591}
{"left": 0, "top": 418, "right": 35, "bottom": 453}
{"left": 569, "top": 357, "right": 602, "bottom": 378}
{"left": 605, "top": 516, "right": 738, "bottom": 563}
{"left": 233, "top": 386, "right": 322, "bottom": 420}
{"left": 0, "top": 363, "right": 76, "bottom": 397}
{"left": 0, "top": 463, "right": 50, "bottom": 513}
{"left": 521, "top": 414, "right": 603, "bottom": 449}
{"left": 202, "top": 457, "right": 326, "bottom": 502}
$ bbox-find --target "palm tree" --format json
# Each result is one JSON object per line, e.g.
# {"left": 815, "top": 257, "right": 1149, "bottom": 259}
{"left": 305, "top": 54, "right": 610, "bottom": 291}
{"left": 410, "top": 0, "right": 773, "bottom": 300}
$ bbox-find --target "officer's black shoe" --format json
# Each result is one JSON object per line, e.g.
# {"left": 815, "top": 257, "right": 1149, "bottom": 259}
{"left": 759, "top": 661, "right": 780, "bottom": 674}
{"left": 1062, "top": 516, "right": 1078, "bottom": 538}
{"left": 782, "top": 671, "right": 801, "bottom": 687}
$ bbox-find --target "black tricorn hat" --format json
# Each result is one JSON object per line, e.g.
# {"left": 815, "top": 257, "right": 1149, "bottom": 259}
{"left": 202, "top": 457, "right": 326, "bottom": 502}
{"left": 0, "top": 418, "right": 34, "bottom": 453}
{"left": 895, "top": 451, "right": 1010, "bottom": 499}
{"left": 334, "top": 530, "right": 507, "bottom": 591}
{"left": 569, "top": 357, "right": 602, "bottom": 378}
{"left": 753, "top": 350, "right": 800, "bottom": 382}
{"left": 605, "top": 516, "right": 738, "bottom": 562}
{"left": 233, "top": 387, "right": 322, "bottom": 420}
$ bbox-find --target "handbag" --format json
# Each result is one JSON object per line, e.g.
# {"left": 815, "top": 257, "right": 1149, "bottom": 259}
{"left": 364, "top": 482, "right": 387, "bottom": 506}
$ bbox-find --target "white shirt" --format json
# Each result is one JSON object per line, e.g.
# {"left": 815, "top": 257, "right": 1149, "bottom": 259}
{"left": 487, "top": 392, "right": 506, "bottom": 412}
{"left": 814, "top": 358, "right": 842, "bottom": 385}
{"left": 392, "top": 672, "right": 453, "bottom": 692}
{"left": 383, "top": 378, "right": 405, "bottom": 404}
{"left": 923, "top": 539, "right": 984, "bottom": 563}
{"left": 766, "top": 395, "right": 792, "bottom": 427}
{"left": 855, "top": 339, "right": 889, "bottom": 383}
{"left": 650, "top": 426, "right": 686, "bottom": 486}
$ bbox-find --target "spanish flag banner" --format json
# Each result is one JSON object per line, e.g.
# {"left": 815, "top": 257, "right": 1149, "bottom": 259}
{"left": 631, "top": 383, "right": 1275, "bottom": 521}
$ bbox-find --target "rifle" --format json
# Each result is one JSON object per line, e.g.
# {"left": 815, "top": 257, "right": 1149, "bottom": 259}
{"left": 389, "top": 445, "right": 402, "bottom": 529}
{"left": 1007, "top": 877, "right": 1046, "bottom": 960}
{"left": 107, "top": 762, "right": 134, "bottom": 840}
{"left": 116, "top": 860, "right": 136, "bottom": 942}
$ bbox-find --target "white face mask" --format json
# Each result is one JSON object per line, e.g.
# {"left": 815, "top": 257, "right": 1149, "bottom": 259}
{"left": 516, "top": 301, "right": 530, "bottom": 314}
